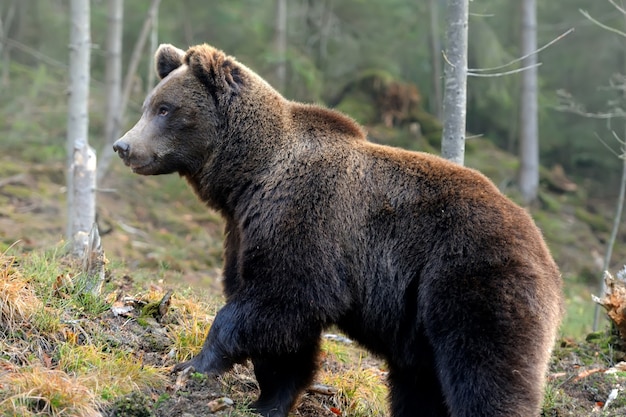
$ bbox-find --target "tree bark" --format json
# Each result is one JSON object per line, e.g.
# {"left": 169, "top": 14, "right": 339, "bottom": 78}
{"left": 274, "top": 0, "right": 287, "bottom": 93}
{"left": 428, "top": 0, "right": 443, "bottom": 120}
{"left": 441, "top": 0, "right": 468, "bottom": 165}
{"left": 517, "top": 0, "right": 539, "bottom": 204}
{"left": 67, "top": 0, "right": 95, "bottom": 257}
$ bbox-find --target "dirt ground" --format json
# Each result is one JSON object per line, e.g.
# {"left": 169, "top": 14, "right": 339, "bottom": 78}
{"left": 92, "top": 298, "right": 370, "bottom": 417}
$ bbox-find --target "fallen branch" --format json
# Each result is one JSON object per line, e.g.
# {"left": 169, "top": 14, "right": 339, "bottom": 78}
{"left": 593, "top": 269, "right": 626, "bottom": 339}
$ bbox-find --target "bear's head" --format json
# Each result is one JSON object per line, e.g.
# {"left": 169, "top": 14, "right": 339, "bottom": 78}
{"left": 113, "top": 44, "right": 248, "bottom": 176}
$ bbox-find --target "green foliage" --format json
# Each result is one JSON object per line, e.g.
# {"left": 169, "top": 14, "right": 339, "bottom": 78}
{"left": 541, "top": 381, "right": 570, "bottom": 416}
{"left": 74, "top": 292, "right": 111, "bottom": 315}
{"left": 0, "top": 63, "right": 67, "bottom": 163}
{"left": 538, "top": 191, "right": 563, "bottom": 213}
{"left": 574, "top": 207, "right": 610, "bottom": 234}
{"left": 336, "top": 93, "right": 377, "bottom": 125}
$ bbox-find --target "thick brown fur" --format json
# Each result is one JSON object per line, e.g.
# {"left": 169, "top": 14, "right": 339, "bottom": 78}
{"left": 113, "top": 43, "right": 563, "bottom": 417}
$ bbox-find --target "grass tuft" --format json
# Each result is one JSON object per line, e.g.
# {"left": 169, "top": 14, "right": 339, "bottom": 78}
{"left": 0, "top": 364, "right": 100, "bottom": 417}
{"left": 319, "top": 341, "right": 388, "bottom": 417}
{"left": 167, "top": 294, "right": 217, "bottom": 362}
{"left": 0, "top": 254, "right": 42, "bottom": 334}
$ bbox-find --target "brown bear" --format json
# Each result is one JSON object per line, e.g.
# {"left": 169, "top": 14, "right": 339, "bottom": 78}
{"left": 113, "top": 43, "right": 563, "bottom": 417}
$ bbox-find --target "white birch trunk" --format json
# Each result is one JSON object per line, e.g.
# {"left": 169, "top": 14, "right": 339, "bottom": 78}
{"left": 97, "top": 0, "right": 161, "bottom": 183}
{"left": 274, "top": 0, "right": 287, "bottom": 93}
{"left": 99, "top": 0, "right": 123, "bottom": 184}
{"left": 67, "top": 0, "right": 95, "bottom": 257}
{"left": 518, "top": 0, "right": 539, "bottom": 204}
{"left": 147, "top": 4, "right": 158, "bottom": 92}
{"left": 1, "top": 0, "right": 17, "bottom": 86}
{"left": 441, "top": 0, "right": 468, "bottom": 165}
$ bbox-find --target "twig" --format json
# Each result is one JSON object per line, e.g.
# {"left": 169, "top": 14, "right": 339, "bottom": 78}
{"left": 555, "top": 89, "right": 626, "bottom": 119}
{"left": 555, "top": 105, "right": 626, "bottom": 119}
{"left": 1, "top": 240, "right": 22, "bottom": 256}
{"left": 441, "top": 50, "right": 454, "bottom": 68}
{"left": 595, "top": 132, "right": 621, "bottom": 159}
{"left": 612, "top": 128, "right": 626, "bottom": 149}
{"left": 609, "top": 0, "right": 626, "bottom": 16}
{"left": 580, "top": 9, "right": 626, "bottom": 38}
{"left": 469, "top": 63, "right": 542, "bottom": 78}
{"left": 308, "top": 383, "right": 338, "bottom": 396}
{"left": 469, "top": 28, "right": 574, "bottom": 73}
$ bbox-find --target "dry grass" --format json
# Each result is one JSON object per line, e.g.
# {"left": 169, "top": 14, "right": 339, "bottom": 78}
{"left": 0, "top": 364, "right": 100, "bottom": 417}
{"left": 0, "top": 253, "right": 42, "bottom": 333}
{"left": 0, "top": 247, "right": 168, "bottom": 417}
{"left": 167, "top": 293, "right": 217, "bottom": 363}
{"left": 319, "top": 342, "right": 388, "bottom": 417}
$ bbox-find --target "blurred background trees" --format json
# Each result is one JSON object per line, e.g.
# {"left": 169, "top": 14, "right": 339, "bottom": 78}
{"left": 0, "top": 0, "right": 624, "bottom": 194}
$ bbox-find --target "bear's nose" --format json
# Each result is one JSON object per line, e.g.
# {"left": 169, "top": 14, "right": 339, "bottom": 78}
{"left": 113, "top": 140, "right": 130, "bottom": 158}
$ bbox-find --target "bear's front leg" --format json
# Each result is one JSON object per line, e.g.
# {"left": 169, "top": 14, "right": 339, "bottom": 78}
{"left": 172, "top": 294, "right": 324, "bottom": 417}
{"left": 172, "top": 302, "right": 245, "bottom": 375}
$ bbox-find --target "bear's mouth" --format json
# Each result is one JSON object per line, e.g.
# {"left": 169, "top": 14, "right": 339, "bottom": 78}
{"left": 128, "top": 159, "right": 155, "bottom": 174}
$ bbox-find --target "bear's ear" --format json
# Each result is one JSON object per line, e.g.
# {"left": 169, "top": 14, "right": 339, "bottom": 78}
{"left": 184, "top": 44, "right": 243, "bottom": 95}
{"left": 155, "top": 44, "right": 185, "bottom": 79}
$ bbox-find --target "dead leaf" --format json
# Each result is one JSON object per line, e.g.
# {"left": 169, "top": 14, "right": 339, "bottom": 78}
{"left": 111, "top": 301, "right": 134, "bottom": 317}
{"left": 207, "top": 397, "right": 233, "bottom": 412}
{"left": 42, "top": 352, "right": 52, "bottom": 368}
{"left": 572, "top": 367, "right": 605, "bottom": 382}
{"left": 173, "top": 365, "right": 193, "bottom": 392}
{"left": 329, "top": 407, "right": 342, "bottom": 416}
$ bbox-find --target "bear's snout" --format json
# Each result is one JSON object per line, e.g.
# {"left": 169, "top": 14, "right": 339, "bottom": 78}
{"left": 112, "top": 140, "right": 130, "bottom": 159}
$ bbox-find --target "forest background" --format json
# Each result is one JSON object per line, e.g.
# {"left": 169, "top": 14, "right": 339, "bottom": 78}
{"left": 2, "top": 0, "right": 626, "bottom": 337}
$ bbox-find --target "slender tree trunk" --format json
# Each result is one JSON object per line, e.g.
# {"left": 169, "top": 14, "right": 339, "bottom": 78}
{"left": 518, "top": 0, "right": 539, "bottom": 204}
{"left": 319, "top": 0, "right": 335, "bottom": 67}
{"left": 180, "top": 0, "right": 194, "bottom": 46}
{"left": 274, "top": 0, "right": 287, "bottom": 93}
{"left": 97, "top": 0, "right": 161, "bottom": 183}
{"left": 593, "top": 3, "right": 626, "bottom": 331}
{"left": 147, "top": 3, "right": 158, "bottom": 91}
{"left": 441, "top": 0, "right": 468, "bottom": 165}
{"left": 428, "top": 0, "right": 443, "bottom": 120}
{"left": 67, "top": 0, "right": 95, "bottom": 256}
{"left": 102, "top": 0, "right": 123, "bottom": 181}
{"left": 593, "top": 152, "right": 626, "bottom": 331}
{"left": 0, "top": 0, "right": 17, "bottom": 87}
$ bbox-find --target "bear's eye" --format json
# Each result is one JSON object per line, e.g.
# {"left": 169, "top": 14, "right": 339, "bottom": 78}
{"left": 157, "top": 105, "right": 170, "bottom": 116}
